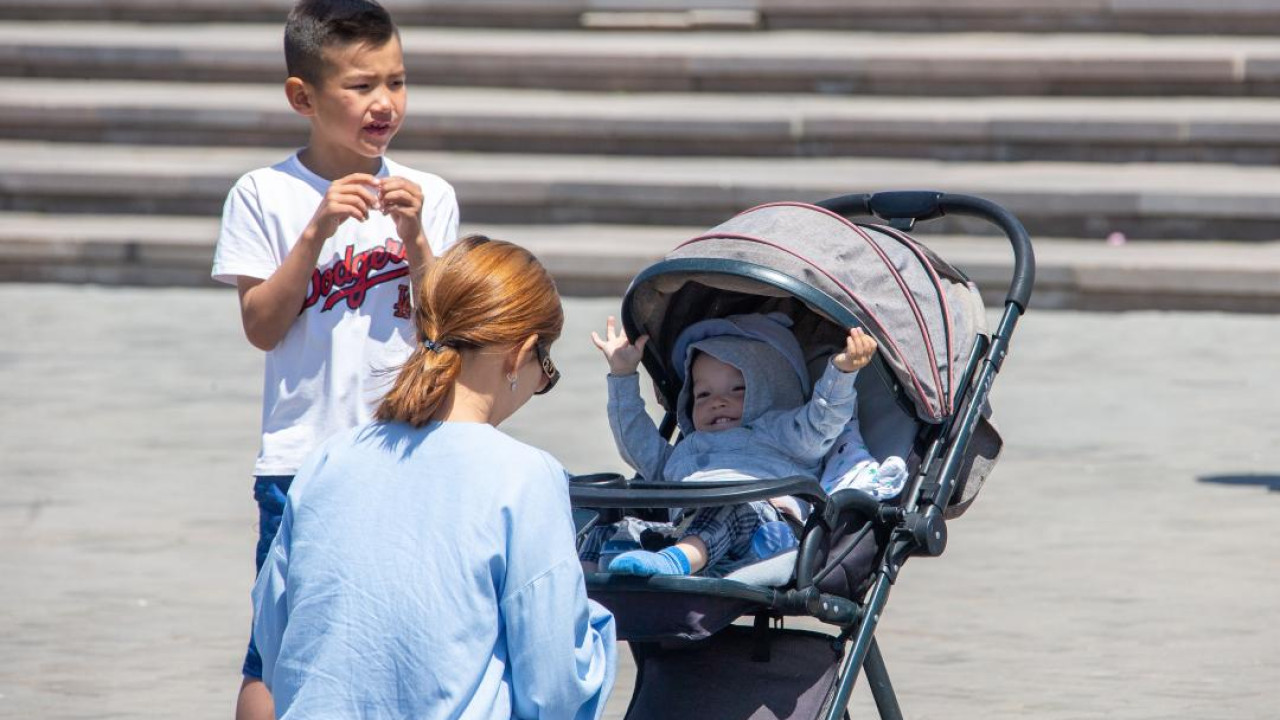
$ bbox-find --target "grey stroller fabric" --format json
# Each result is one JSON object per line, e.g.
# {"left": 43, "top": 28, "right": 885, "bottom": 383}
{"left": 663, "top": 202, "right": 984, "bottom": 423}
{"left": 628, "top": 202, "right": 1001, "bottom": 516}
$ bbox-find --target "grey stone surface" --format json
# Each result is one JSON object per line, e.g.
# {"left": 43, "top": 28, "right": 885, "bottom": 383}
{"left": 7, "top": 140, "right": 1280, "bottom": 240}
{"left": 2, "top": 21, "right": 1280, "bottom": 94}
{"left": 5, "top": 0, "right": 1280, "bottom": 33}
{"left": 0, "top": 285, "right": 1277, "bottom": 718}
{"left": 14, "top": 78, "right": 1280, "bottom": 163}
{"left": 3, "top": 214, "right": 1279, "bottom": 312}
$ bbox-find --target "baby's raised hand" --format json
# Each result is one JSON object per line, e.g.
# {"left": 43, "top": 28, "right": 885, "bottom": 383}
{"left": 591, "top": 316, "right": 648, "bottom": 376}
{"left": 832, "top": 327, "right": 877, "bottom": 373}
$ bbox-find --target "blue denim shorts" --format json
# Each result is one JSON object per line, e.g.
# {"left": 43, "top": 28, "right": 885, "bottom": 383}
{"left": 242, "top": 475, "right": 292, "bottom": 679}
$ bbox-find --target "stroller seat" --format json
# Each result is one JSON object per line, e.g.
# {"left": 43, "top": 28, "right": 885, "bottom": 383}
{"left": 578, "top": 309, "right": 927, "bottom": 641}
{"left": 722, "top": 547, "right": 798, "bottom": 587}
{"left": 578, "top": 473, "right": 895, "bottom": 643}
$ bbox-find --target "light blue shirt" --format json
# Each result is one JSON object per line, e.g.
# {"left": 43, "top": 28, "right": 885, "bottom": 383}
{"left": 252, "top": 421, "right": 616, "bottom": 720}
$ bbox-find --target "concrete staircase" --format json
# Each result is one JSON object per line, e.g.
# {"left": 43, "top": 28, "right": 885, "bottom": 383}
{"left": 7, "top": 0, "right": 1280, "bottom": 34}
{"left": 1, "top": 1, "right": 1278, "bottom": 311}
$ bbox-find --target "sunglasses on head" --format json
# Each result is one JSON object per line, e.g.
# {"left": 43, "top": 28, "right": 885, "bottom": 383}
{"left": 534, "top": 342, "right": 560, "bottom": 395}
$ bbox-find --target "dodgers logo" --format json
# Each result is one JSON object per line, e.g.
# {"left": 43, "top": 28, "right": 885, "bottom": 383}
{"left": 301, "top": 239, "right": 408, "bottom": 314}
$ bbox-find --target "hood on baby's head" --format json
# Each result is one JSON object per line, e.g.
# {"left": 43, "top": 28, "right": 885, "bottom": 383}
{"left": 672, "top": 313, "right": 809, "bottom": 434}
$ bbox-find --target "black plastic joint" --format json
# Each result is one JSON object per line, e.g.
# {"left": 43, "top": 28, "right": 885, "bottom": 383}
{"left": 868, "top": 191, "right": 946, "bottom": 224}
{"left": 782, "top": 587, "right": 819, "bottom": 614}
{"left": 905, "top": 511, "right": 947, "bottom": 557}
{"left": 877, "top": 506, "right": 906, "bottom": 525}
{"left": 811, "top": 594, "right": 860, "bottom": 625}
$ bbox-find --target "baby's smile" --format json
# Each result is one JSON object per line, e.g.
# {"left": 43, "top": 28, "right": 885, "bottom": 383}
{"left": 705, "top": 414, "right": 740, "bottom": 430}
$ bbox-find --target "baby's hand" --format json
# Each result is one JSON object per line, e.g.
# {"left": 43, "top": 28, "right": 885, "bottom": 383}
{"left": 832, "top": 327, "right": 877, "bottom": 373}
{"left": 591, "top": 316, "right": 648, "bottom": 376}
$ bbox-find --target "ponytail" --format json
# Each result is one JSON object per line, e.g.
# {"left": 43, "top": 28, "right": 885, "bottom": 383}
{"left": 376, "top": 342, "right": 462, "bottom": 427}
{"left": 376, "top": 235, "right": 563, "bottom": 427}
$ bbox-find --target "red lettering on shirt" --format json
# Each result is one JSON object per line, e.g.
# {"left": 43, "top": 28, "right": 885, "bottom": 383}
{"left": 301, "top": 238, "right": 409, "bottom": 314}
{"left": 393, "top": 284, "right": 412, "bottom": 319}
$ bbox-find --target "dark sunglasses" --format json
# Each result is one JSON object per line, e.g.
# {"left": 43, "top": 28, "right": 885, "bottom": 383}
{"left": 534, "top": 342, "right": 560, "bottom": 395}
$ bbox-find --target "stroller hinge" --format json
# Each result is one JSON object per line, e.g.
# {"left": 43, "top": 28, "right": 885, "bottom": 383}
{"left": 902, "top": 508, "right": 948, "bottom": 558}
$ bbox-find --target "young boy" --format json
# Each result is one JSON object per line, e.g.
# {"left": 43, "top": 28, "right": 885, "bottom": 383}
{"left": 585, "top": 313, "right": 903, "bottom": 578}
{"left": 210, "top": 1, "right": 459, "bottom": 717}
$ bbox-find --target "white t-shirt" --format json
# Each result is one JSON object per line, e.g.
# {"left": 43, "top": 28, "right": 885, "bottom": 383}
{"left": 212, "top": 152, "right": 460, "bottom": 476}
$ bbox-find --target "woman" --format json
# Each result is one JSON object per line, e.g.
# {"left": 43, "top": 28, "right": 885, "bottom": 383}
{"left": 250, "top": 235, "right": 616, "bottom": 719}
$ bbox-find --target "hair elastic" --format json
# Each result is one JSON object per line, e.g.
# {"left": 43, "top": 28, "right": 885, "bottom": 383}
{"left": 422, "top": 338, "right": 445, "bottom": 353}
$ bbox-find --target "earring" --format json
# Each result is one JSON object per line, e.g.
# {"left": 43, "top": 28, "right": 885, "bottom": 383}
{"left": 507, "top": 372, "right": 518, "bottom": 393}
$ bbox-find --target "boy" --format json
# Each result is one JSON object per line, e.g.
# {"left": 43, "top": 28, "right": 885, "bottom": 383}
{"left": 585, "top": 313, "right": 904, "bottom": 577}
{"left": 210, "top": 1, "right": 459, "bottom": 717}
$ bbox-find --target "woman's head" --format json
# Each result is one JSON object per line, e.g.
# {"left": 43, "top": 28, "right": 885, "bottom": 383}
{"left": 376, "top": 235, "right": 563, "bottom": 427}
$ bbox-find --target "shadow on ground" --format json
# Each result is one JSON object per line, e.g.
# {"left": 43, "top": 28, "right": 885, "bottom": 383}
{"left": 1198, "top": 474, "right": 1280, "bottom": 492}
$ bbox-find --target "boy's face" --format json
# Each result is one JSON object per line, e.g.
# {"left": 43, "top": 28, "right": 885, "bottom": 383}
{"left": 300, "top": 35, "right": 407, "bottom": 165}
{"left": 690, "top": 353, "right": 746, "bottom": 433}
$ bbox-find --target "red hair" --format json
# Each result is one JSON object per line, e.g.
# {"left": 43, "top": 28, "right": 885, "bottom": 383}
{"left": 376, "top": 235, "right": 563, "bottom": 427}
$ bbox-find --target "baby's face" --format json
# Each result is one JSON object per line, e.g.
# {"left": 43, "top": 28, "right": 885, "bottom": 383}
{"left": 690, "top": 353, "right": 746, "bottom": 432}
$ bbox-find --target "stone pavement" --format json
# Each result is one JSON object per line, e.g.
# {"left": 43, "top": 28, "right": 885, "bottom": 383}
{"left": 0, "top": 284, "right": 1276, "bottom": 719}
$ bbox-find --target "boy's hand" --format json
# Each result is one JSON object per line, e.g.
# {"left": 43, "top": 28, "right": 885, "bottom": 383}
{"left": 378, "top": 176, "right": 428, "bottom": 248}
{"left": 832, "top": 327, "right": 877, "bottom": 373}
{"left": 308, "top": 173, "right": 380, "bottom": 242}
{"left": 591, "top": 316, "right": 648, "bottom": 376}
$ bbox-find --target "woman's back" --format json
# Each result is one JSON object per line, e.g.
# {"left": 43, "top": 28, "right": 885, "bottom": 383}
{"left": 254, "top": 421, "right": 613, "bottom": 719}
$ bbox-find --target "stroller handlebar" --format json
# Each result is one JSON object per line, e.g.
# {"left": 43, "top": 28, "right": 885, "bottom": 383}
{"left": 816, "top": 191, "right": 1036, "bottom": 312}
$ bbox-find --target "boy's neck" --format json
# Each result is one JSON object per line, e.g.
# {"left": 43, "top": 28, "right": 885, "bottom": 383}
{"left": 298, "top": 144, "right": 383, "bottom": 182}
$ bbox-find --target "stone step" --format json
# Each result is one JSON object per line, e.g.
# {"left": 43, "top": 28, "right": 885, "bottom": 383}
{"left": 8, "top": 78, "right": 1280, "bottom": 164}
{"left": 4, "top": 0, "right": 1280, "bottom": 35}
{"left": 3, "top": 140, "right": 1280, "bottom": 241}
{"left": 2, "top": 21, "right": 1278, "bottom": 96}
{"left": 3, "top": 212, "right": 1276, "bottom": 312}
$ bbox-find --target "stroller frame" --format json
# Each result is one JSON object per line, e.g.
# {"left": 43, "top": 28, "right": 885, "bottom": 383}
{"left": 571, "top": 192, "right": 1035, "bottom": 720}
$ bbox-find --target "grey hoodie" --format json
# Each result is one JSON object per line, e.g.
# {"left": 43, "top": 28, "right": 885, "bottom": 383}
{"left": 606, "top": 334, "right": 859, "bottom": 484}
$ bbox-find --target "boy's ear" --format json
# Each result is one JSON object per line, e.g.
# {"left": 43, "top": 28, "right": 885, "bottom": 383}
{"left": 284, "top": 77, "right": 316, "bottom": 117}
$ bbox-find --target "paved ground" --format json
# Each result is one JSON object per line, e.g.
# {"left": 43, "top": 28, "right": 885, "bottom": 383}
{"left": 1, "top": 284, "right": 1277, "bottom": 719}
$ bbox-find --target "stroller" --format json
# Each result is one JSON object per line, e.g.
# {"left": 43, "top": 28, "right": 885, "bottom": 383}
{"left": 569, "top": 191, "right": 1035, "bottom": 720}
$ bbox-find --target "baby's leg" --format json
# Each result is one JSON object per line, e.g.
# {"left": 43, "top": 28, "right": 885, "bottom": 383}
{"left": 608, "top": 503, "right": 773, "bottom": 577}
{"left": 577, "top": 524, "right": 612, "bottom": 569}
{"left": 683, "top": 502, "right": 772, "bottom": 572}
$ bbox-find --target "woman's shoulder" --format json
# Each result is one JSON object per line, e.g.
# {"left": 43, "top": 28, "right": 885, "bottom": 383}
{"left": 404, "top": 422, "right": 567, "bottom": 478}
{"left": 430, "top": 425, "right": 571, "bottom": 507}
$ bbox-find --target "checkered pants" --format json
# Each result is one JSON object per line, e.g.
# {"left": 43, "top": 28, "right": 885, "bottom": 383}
{"left": 578, "top": 500, "right": 782, "bottom": 578}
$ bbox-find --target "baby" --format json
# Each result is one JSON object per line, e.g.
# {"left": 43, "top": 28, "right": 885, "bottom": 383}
{"left": 585, "top": 312, "right": 901, "bottom": 578}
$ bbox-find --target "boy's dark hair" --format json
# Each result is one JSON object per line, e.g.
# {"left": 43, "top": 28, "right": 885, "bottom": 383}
{"left": 284, "top": 0, "right": 398, "bottom": 85}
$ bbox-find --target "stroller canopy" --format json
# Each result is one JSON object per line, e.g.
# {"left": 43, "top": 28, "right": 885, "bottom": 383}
{"left": 626, "top": 202, "right": 988, "bottom": 425}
